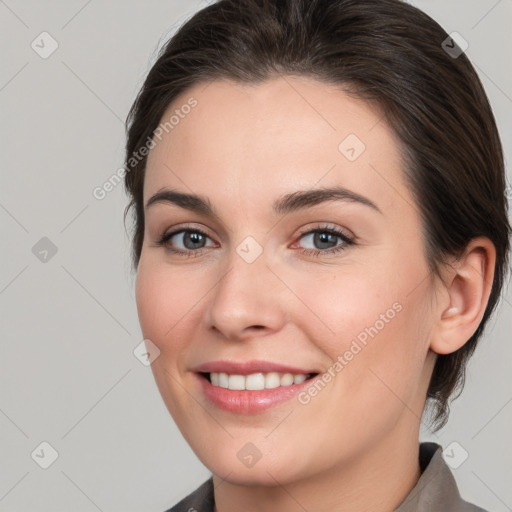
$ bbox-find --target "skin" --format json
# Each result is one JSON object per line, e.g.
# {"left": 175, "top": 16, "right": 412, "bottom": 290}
{"left": 135, "top": 75, "right": 495, "bottom": 512}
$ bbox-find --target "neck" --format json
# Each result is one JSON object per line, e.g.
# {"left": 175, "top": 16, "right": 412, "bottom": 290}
{"left": 212, "top": 421, "right": 422, "bottom": 512}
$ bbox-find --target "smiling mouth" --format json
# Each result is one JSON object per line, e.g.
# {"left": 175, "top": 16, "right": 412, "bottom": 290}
{"left": 199, "top": 371, "right": 318, "bottom": 390}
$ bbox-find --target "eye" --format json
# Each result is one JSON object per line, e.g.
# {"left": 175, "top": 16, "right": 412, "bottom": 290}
{"left": 155, "top": 223, "right": 355, "bottom": 258}
{"left": 156, "top": 226, "right": 216, "bottom": 257}
{"left": 295, "top": 224, "right": 355, "bottom": 256}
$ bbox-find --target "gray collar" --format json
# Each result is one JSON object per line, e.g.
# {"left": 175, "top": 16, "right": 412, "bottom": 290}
{"left": 395, "top": 442, "right": 486, "bottom": 511}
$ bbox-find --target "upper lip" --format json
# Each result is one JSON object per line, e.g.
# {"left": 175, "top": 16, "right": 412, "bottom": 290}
{"left": 192, "top": 360, "right": 319, "bottom": 375}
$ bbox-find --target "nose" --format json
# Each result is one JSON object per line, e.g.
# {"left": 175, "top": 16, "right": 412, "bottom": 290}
{"left": 203, "top": 247, "right": 287, "bottom": 341}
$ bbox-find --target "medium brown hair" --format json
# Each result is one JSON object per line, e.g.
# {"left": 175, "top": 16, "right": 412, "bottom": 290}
{"left": 124, "top": 0, "right": 511, "bottom": 430}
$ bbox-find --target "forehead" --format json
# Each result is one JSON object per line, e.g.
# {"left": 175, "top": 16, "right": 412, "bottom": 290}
{"left": 143, "top": 76, "right": 408, "bottom": 214}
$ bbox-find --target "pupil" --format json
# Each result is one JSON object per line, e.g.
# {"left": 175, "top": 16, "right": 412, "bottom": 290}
{"left": 315, "top": 232, "right": 336, "bottom": 249}
{"left": 185, "top": 232, "right": 205, "bottom": 249}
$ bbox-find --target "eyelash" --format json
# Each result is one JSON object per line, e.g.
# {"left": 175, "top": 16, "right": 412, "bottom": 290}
{"left": 155, "top": 223, "right": 355, "bottom": 258}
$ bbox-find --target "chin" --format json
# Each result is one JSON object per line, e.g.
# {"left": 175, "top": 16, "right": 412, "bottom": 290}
{"left": 211, "top": 463, "right": 298, "bottom": 487}
{"left": 195, "top": 444, "right": 309, "bottom": 488}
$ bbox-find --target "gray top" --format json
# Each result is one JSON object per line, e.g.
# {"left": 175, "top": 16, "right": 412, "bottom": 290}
{"left": 166, "top": 442, "right": 488, "bottom": 512}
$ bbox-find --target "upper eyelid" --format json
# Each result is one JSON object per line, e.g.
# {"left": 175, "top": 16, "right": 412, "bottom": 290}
{"left": 148, "top": 210, "right": 234, "bottom": 237}
{"left": 297, "top": 223, "right": 352, "bottom": 237}
{"left": 164, "top": 222, "right": 349, "bottom": 236}
{"left": 163, "top": 224, "right": 215, "bottom": 239}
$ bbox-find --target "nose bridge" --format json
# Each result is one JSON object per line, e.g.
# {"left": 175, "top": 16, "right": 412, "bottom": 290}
{"left": 204, "top": 241, "right": 285, "bottom": 338}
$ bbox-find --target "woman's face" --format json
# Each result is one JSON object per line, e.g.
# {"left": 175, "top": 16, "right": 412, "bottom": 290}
{"left": 136, "top": 76, "right": 440, "bottom": 485}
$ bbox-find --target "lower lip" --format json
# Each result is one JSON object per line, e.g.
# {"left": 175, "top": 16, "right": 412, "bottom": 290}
{"left": 196, "top": 373, "right": 317, "bottom": 414}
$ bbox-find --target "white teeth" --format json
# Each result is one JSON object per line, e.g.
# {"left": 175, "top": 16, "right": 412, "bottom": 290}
{"left": 265, "top": 372, "right": 281, "bottom": 389}
{"left": 281, "top": 373, "right": 294, "bottom": 386}
{"left": 245, "top": 373, "right": 265, "bottom": 390}
{"left": 228, "top": 374, "right": 245, "bottom": 390}
{"left": 208, "top": 371, "right": 312, "bottom": 390}
{"left": 218, "top": 372, "right": 229, "bottom": 388}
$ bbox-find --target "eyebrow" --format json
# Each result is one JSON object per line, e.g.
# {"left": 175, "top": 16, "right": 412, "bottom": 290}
{"left": 145, "top": 186, "right": 382, "bottom": 216}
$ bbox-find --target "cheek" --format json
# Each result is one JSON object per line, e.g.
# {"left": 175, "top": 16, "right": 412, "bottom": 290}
{"left": 285, "top": 262, "right": 403, "bottom": 351}
{"left": 288, "top": 259, "right": 431, "bottom": 404}
{"left": 135, "top": 258, "right": 201, "bottom": 339}
{"left": 135, "top": 259, "right": 202, "bottom": 414}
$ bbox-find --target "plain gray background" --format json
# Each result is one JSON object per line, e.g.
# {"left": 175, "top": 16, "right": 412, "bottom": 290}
{"left": 1, "top": 1, "right": 511, "bottom": 511}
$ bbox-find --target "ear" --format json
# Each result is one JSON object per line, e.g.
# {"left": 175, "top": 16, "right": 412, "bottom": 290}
{"left": 429, "top": 237, "right": 496, "bottom": 355}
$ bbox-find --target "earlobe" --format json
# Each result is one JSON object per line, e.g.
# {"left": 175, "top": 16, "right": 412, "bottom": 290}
{"left": 430, "top": 237, "right": 496, "bottom": 355}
